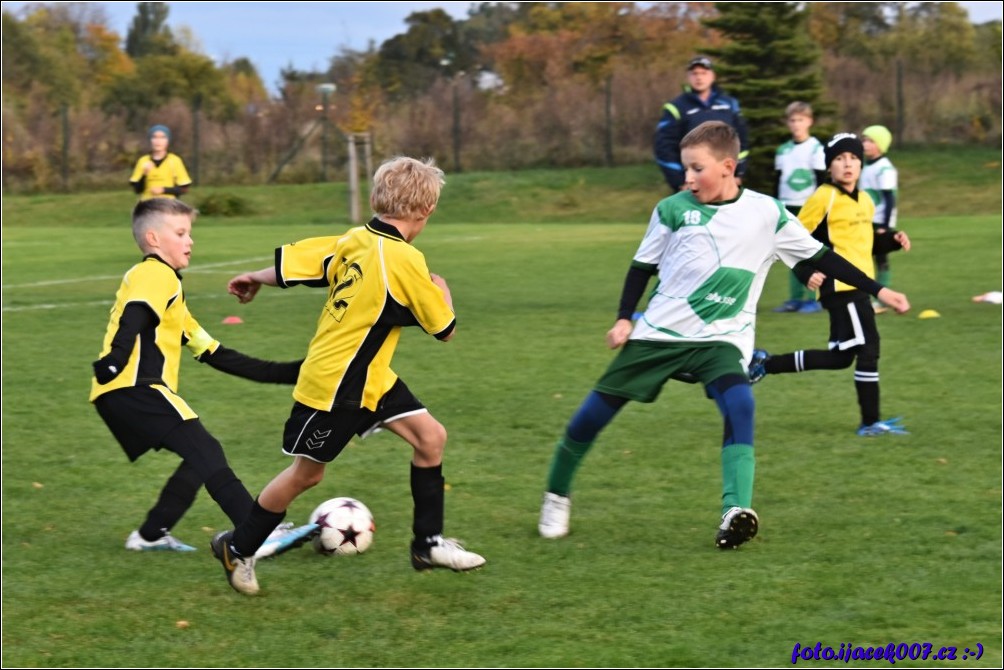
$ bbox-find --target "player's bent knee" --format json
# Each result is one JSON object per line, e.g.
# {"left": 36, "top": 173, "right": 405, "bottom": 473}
{"left": 413, "top": 421, "right": 446, "bottom": 460}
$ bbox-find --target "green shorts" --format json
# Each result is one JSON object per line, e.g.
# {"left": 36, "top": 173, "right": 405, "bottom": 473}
{"left": 595, "top": 340, "right": 745, "bottom": 403}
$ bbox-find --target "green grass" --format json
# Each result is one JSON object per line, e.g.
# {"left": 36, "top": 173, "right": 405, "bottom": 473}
{"left": 2, "top": 154, "right": 1001, "bottom": 667}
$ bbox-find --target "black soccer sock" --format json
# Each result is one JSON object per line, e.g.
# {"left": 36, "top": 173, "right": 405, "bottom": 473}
{"left": 854, "top": 364, "right": 880, "bottom": 426}
{"left": 204, "top": 467, "right": 255, "bottom": 527}
{"left": 410, "top": 463, "right": 444, "bottom": 549}
{"left": 765, "top": 349, "right": 855, "bottom": 374}
{"left": 232, "top": 499, "right": 287, "bottom": 557}
{"left": 160, "top": 420, "right": 254, "bottom": 527}
{"left": 139, "top": 461, "right": 202, "bottom": 540}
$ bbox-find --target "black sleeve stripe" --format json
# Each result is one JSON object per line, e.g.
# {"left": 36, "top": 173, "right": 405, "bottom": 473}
{"left": 434, "top": 318, "right": 457, "bottom": 341}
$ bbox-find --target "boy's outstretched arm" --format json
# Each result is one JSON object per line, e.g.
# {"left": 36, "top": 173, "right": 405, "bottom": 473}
{"left": 185, "top": 323, "right": 301, "bottom": 384}
{"left": 228, "top": 267, "right": 278, "bottom": 304}
{"left": 795, "top": 249, "right": 910, "bottom": 314}
{"left": 197, "top": 346, "right": 302, "bottom": 384}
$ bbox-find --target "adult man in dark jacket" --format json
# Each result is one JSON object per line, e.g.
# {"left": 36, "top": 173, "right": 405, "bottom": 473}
{"left": 654, "top": 56, "right": 750, "bottom": 192}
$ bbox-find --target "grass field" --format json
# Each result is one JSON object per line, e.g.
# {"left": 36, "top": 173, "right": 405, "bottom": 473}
{"left": 2, "top": 151, "right": 1001, "bottom": 667}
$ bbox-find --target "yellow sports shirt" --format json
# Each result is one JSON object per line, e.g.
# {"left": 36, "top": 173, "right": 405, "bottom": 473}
{"left": 129, "top": 153, "right": 192, "bottom": 200}
{"left": 277, "top": 220, "right": 456, "bottom": 412}
{"left": 798, "top": 184, "right": 876, "bottom": 293}
{"left": 90, "top": 256, "right": 213, "bottom": 402}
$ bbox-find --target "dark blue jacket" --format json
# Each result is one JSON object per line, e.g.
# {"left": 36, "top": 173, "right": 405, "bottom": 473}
{"left": 653, "top": 84, "right": 750, "bottom": 191}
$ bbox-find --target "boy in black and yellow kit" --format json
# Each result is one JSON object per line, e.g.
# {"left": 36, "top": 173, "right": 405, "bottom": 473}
{"left": 91, "top": 198, "right": 316, "bottom": 557}
{"left": 129, "top": 125, "right": 192, "bottom": 201}
{"left": 213, "top": 156, "right": 485, "bottom": 595}
{"left": 749, "top": 133, "right": 912, "bottom": 436}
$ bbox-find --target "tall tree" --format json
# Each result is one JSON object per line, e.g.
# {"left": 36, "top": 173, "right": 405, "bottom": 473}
{"left": 374, "top": 9, "right": 467, "bottom": 98}
{"left": 702, "top": 2, "right": 831, "bottom": 192}
{"left": 125, "top": 1, "right": 176, "bottom": 58}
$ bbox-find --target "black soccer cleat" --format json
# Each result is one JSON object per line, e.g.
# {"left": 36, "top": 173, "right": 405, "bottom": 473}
{"left": 715, "top": 507, "right": 759, "bottom": 550}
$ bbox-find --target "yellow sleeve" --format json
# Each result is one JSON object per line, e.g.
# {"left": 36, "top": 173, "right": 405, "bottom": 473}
{"left": 130, "top": 156, "right": 149, "bottom": 183}
{"left": 169, "top": 154, "right": 192, "bottom": 187}
{"left": 277, "top": 236, "right": 341, "bottom": 287}
{"left": 183, "top": 310, "right": 220, "bottom": 357}
{"left": 796, "top": 186, "right": 833, "bottom": 235}
{"left": 390, "top": 247, "right": 455, "bottom": 338}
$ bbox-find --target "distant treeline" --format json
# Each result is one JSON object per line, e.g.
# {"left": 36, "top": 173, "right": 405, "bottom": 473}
{"left": 2, "top": 1, "right": 1000, "bottom": 193}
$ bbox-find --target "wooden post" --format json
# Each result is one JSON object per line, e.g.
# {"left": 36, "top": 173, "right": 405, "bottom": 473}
{"left": 347, "top": 134, "right": 360, "bottom": 224}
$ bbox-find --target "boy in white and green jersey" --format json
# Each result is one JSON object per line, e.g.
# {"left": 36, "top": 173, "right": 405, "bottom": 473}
{"left": 538, "top": 121, "right": 911, "bottom": 550}
{"left": 772, "top": 101, "right": 827, "bottom": 313}
{"left": 860, "top": 125, "right": 899, "bottom": 312}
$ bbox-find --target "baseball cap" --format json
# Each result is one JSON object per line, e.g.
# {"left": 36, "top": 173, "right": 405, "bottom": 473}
{"left": 687, "top": 56, "right": 714, "bottom": 71}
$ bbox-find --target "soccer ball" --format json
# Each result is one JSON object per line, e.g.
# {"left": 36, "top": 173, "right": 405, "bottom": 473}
{"left": 309, "top": 497, "right": 375, "bottom": 556}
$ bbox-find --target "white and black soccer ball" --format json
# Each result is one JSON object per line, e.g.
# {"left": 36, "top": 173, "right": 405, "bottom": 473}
{"left": 309, "top": 497, "right": 375, "bottom": 556}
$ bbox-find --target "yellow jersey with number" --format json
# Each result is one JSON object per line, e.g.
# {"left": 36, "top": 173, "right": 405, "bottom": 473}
{"left": 277, "top": 219, "right": 456, "bottom": 411}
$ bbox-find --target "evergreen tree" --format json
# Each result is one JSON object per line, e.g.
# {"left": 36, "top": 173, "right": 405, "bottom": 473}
{"left": 702, "top": 2, "right": 833, "bottom": 193}
{"left": 125, "top": 1, "right": 176, "bottom": 58}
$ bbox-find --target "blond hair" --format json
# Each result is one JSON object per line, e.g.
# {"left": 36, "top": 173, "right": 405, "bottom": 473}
{"left": 132, "top": 198, "right": 196, "bottom": 251}
{"left": 785, "top": 101, "right": 813, "bottom": 119}
{"left": 680, "top": 121, "right": 740, "bottom": 161}
{"left": 370, "top": 156, "right": 445, "bottom": 221}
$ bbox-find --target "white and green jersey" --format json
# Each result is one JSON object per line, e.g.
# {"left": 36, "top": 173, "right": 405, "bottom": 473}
{"left": 859, "top": 156, "right": 898, "bottom": 228}
{"left": 630, "top": 189, "right": 824, "bottom": 364}
{"left": 774, "top": 137, "right": 825, "bottom": 206}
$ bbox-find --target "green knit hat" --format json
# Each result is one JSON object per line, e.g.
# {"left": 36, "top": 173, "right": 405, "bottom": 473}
{"left": 862, "top": 125, "right": 892, "bottom": 154}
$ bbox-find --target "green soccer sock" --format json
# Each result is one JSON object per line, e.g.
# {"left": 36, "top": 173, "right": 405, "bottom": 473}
{"left": 721, "top": 444, "right": 755, "bottom": 515}
{"left": 545, "top": 435, "right": 595, "bottom": 497}
{"left": 789, "top": 271, "right": 813, "bottom": 302}
{"left": 876, "top": 267, "right": 891, "bottom": 291}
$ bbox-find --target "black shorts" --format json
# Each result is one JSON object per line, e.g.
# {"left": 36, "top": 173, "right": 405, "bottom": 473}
{"left": 821, "top": 290, "right": 880, "bottom": 353}
{"left": 282, "top": 379, "right": 426, "bottom": 463}
{"left": 94, "top": 385, "right": 196, "bottom": 461}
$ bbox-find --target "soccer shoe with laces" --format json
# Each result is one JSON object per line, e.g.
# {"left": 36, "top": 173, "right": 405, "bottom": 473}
{"left": 715, "top": 506, "right": 759, "bottom": 549}
{"left": 125, "top": 530, "right": 196, "bottom": 552}
{"left": 772, "top": 300, "right": 802, "bottom": 313}
{"left": 254, "top": 522, "right": 320, "bottom": 559}
{"left": 857, "top": 417, "right": 908, "bottom": 437}
{"left": 538, "top": 492, "right": 571, "bottom": 539}
{"left": 747, "top": 349, "right": 770, "bottom": 385}
{"left": 797, "top": 300, "right": 822, "bottom": 313}
{"left": 411, "top": 535, "right": 486, "bottom": 572}
{"left": 210, "top": 530, "right": 259, "bottom": 595}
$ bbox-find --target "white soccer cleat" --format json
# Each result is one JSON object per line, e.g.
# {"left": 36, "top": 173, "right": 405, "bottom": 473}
{"left": 411, "top": 535, "right": 486, "bottom": 572}
{"left": 125, "top": 529, "right": 196, "bottom": 552}
{"left": 211, "top": 531, "right": 259, "bottom": 595}
{"left": 254, "top": 522, "right": 320, "bottom": 559}
{"left": 538, "top": 492, "right": 571, "bottom": 539}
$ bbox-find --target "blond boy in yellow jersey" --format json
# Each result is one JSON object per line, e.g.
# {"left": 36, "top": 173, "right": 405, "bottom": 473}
{"left": 211, "top": 157, "right": 485, "bottom": 595}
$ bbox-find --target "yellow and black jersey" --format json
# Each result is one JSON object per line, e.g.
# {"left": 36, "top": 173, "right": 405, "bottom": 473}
{"left": 798, "top": 183, "right": 876, "bottom": 294}
{"left": 129, "top": 153, "right": 192, "bottom": 201}
{"left": 90, "top": 255, "right": 213, "bottom": 402}
{"left": 278, "top": 219, "right": 456, "bottom": 412}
